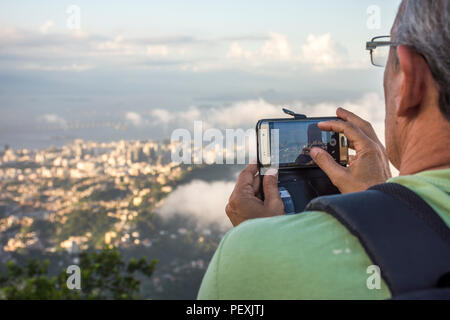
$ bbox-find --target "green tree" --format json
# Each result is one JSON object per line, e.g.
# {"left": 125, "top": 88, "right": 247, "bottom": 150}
{"left": 0, "top": 246, "right": 157, "bottom": 300}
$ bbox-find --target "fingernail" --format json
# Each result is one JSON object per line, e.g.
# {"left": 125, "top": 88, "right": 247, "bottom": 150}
{"left": 265, "top": 168, "right": 278, "bottom": 176}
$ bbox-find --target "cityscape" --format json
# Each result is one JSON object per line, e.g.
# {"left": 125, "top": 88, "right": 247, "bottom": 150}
{"left": 0, "top": 139, "right": 233, "bottom": 298}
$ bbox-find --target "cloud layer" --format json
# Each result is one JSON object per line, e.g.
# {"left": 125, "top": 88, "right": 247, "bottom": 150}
{"left": 157, "top": 180, "right": 235, "bottom": 230}
{"left": 0, "top": 26, "right": 366, "bottom": 73}
{"left": 146, "top": 92, "right": 386, "bottom": 143}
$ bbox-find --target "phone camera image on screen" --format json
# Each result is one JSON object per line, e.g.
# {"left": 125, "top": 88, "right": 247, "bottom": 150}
{"left": 258, "top": 118, "right": 347, "bottom": 169}
{"left": 274, "top": 121, "right": 332, "bottom": 167}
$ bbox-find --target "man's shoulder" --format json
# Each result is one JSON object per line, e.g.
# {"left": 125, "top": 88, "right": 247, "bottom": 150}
{"left": 212, "top": 209, "right": 391, "bottom": 299}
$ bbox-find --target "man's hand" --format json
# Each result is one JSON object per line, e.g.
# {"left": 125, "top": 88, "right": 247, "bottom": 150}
{"left": 225, "top": 164, "right": 284, "bottom": 227}
{"left": 310, "top": 108, "right": 392, "bottom": 194}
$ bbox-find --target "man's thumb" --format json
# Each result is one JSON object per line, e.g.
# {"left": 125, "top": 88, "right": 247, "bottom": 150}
{"left": 262, "top": 169, "right": 281, "bottom": 204}
{"left": 310, "top": 147, "right": 346, "bottom": 185}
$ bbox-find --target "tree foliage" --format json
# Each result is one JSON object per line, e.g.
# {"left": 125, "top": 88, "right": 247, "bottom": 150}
{"left": 0, "top": 246, "right": 157, "bottom": 300}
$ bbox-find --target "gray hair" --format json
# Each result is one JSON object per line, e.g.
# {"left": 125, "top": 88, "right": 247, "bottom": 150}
{"left": 393, "top": 0, "right": 450, "bottom": 121}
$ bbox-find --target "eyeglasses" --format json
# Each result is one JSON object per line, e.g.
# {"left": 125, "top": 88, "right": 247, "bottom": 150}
{"left": 366, "top": 36, "right": 396, "bottom": 67}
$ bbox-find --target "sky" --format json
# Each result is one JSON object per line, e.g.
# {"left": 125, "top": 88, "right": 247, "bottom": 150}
{"left": 0, "top": 0, "right": 401, "bottom": 149}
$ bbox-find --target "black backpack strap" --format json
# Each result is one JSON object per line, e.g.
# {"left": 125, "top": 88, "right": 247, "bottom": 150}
{"left": 305, "top": 182, "right": 450, "bottom": 297}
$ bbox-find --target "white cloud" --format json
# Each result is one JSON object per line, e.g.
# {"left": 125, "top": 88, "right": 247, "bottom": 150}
{"left": 1, "top": 26, "right": 363, "bottom": 73}
{"left": 40, "top": 20, "right": 54, "bottom": 34}
{"left": 261, "top": 32, "right": 292, "bottom": 60}
{"left": 206, "top": 99, "right": 280, "bottom": 128}
{"left": 149, "top": 109, "right": 173, "bottom": 125}
{"left": 146, "top": 45, "right": 169, "bottom": 57}
{"left": 225, "top": 32, "right": 353, "bottom": 71}
{"left": 98, "top": 35, "right": 124, "bottom": 50}
{"left": 228, "top": 32, "right": 292, "bottom": 62}
{"left": 150, "top": 106, "right": 202, "bottom": 126}
{"left": 97, "top": 35, "right": 135, "bottom": 55}
{"left": 150, "top": 99, "right": 279, "bottom": 129}
{"left": 21, "top": 63, "right": 92, "bottom": 72}
{"left": 157, "top": 180, "right": 234, "bottom": 230}
{"left": 300, "top": 33, "right": 346, "bottom": 69}
{"left": 0, "top": 27, "right": 20, "bottom": 40}
{"left": 227, "top": 42, "right": 252, "bottom": 59}
{"left": 38, "top": 114, "right": 68, "bottom": 129}
{"left": 125, "top": 112, "right": 143, "bottom": 126}
{"left": 149, "top": 93, "right": 387, "bottom": 145}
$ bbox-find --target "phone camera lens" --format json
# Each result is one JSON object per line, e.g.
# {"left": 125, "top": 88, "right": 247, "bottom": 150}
{"left": 330, "top": 138, "right": 337, "bottom": 147}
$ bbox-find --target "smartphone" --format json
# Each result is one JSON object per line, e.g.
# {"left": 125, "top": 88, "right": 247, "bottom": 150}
{"left": 257, "top": 117, "right": 348, "bottom": 169}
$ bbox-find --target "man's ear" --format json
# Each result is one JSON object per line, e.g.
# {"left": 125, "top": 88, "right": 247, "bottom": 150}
{"left": 395, "top": 45, "right": 427, "bottom": 117}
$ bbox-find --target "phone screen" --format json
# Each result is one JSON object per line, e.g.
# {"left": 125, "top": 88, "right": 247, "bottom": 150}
{"left": 258, "top": 118, "right": 348, "bottom": 168}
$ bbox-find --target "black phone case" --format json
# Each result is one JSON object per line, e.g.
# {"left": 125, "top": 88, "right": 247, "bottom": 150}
{"left": 256, "top": 117, "right": 341, "bottom": 213}
{"left": 271, "top": 168, "right": 339, "bottom": 212}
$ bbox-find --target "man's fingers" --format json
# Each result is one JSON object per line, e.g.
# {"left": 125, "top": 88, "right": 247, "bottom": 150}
{"left": 318, "top": 120, "right": 374, "bottom": 150}
{"left": 336, "top": 108, "right": 382, "bottom": 145}
{"left": 240, "top": 163, "right": 258, "bottom": 176}
{"left": 336, "top": 107, "right": 368, "bottom": 127}
{"left": 236, "top": 164, "right": 258, "bottom": 188}
{"left": 225, "top": 203, "right": 241, "bottom": 227}
{"left": 310, "top": 147, "right": 347, "bottom": 186}
{"left": 252, "top": 174, "right": 261, "bottom": 194}
{"left": 225, "top": 203, "right": 233, "bottom": 217}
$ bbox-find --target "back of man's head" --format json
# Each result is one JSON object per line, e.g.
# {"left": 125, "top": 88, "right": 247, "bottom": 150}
{"left": 393, "top": 0, "right": 450, "bottom": 121}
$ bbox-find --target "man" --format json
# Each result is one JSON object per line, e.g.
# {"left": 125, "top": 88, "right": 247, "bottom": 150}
{"left": 198, "top": 0, "right": 450, "bottom": 299}
{"left": 294, "top": 123, "right": 325, "bottom": 166}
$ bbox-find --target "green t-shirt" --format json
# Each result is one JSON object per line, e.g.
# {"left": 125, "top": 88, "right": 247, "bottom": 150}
{"left": 197, "top": 169, "right": 450, "bottom": 300}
